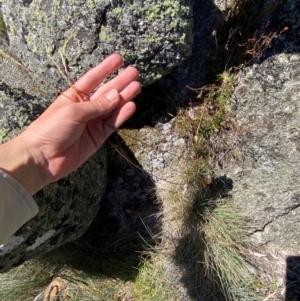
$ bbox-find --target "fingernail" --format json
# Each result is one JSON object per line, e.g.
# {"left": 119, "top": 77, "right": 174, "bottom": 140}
{"left": 105, "top": 89, "right": 118, "bottom": 101}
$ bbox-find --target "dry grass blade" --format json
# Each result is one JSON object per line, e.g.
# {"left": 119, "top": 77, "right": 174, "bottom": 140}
{"left": 0, "top": 29, "right": 84, "bottom": 102}
{"left": 0, "top": 48, "right": 47, "bottom": 95}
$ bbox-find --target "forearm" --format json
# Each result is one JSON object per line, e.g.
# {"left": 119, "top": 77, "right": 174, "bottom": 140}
{"left": 0, "top": 136, "right": 45, "bottom": 196}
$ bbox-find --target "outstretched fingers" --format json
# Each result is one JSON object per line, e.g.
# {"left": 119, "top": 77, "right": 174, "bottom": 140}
{"left": 84, "top": 80, "right": 140, "bottom": 146}
{"left": 69, "top": 90, "right": 121, "bottom": 124}
{"left": 101, "top": 81, "right": 141, "bottom": 121}
{"left": 91, "top": 66, "right": 139, "bottom": 100}
{"left": 57, "top": 54, "right": 124, "bottom": 104}
{"left": 103, "top": 101, "right": 137, "bottom": 137}
{"left": 74, "top": 54, "right": 123, "bottom": 94}
{"left": 56, "top": 55, "right": 139, "bottom": 107}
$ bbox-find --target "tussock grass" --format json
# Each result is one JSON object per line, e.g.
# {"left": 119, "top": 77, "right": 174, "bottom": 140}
{"left": 169, "top": 181, "right": 260, "bottom": 300}
{"left": 197, "top": 204, "right": 257, "bottom": 300}
{"left": 0, "top": 242, "right": 129, "bottom": 301}
{"left": 0, "top": 261, "right": 52, "bottom": 301}
{"left": 121, "top": 173, "right": 262, "bottom": 301}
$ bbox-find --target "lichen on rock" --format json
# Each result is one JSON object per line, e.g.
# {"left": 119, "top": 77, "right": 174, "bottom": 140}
{"left": 1, "top": 0, "right": 193, "bottom": 96}
{"left": 209, "top": 1, "right": 300, "bottom": 294}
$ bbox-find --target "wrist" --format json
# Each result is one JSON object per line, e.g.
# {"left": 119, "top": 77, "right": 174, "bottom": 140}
{"left": 0, "top": 136, "right": 46, "bottom": 195}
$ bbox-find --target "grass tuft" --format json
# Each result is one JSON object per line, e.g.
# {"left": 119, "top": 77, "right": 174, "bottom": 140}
{"left": 170, "top": 177, "right": 261, "bottom": 301}
{"left": 0, "top": 261, "right": 53, "bottom": 301}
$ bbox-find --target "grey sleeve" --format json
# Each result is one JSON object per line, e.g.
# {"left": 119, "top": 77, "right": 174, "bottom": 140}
{"left": 0, "top": 169, "right": 38, "bottom": 245}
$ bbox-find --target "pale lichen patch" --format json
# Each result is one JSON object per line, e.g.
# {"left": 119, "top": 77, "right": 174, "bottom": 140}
{"left": 0, "top": 236, "right": 25, "bottom": 254}
{"left": 26, "top": 230, "right": 56, "bottom": 251}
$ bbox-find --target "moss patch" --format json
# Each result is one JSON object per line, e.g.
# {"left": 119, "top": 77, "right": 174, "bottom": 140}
{"left": 0, "top": 8, "right": 6, "bottom": 34}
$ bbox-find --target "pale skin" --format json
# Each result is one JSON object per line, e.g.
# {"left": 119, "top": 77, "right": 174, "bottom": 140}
{"left": 0, "top": 54, "right": 141, "bottom": 195}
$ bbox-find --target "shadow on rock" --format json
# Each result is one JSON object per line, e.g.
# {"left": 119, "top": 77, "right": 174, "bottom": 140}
{"left": 255, "top": 0, "right": 300, "bottom": 61}
{"left": 127, "top": 0, "right": 300, "bottom": 130}
{"left": 174, "top": 175, "right": 233, "bottom": 300}
{"left": 286, "top": 256, "right": 300, "bottom": 301}
{"left": 217, "top": 0, "right": 299, "bottom": 68}
{"left": 44, "top": 133, "right": 162, "bottom": 281}
{"left": 125, "top": 0, "right": 223, "bottom": 129}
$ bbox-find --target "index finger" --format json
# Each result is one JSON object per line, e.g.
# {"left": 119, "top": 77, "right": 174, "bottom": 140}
{"left": 73, "top": 54, "right": 123, "bottom": 95}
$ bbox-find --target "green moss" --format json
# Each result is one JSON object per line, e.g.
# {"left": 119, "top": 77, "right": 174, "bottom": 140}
{"left": 21, "top": 11, "right": 28, "bottom": 23}
{"left": 99, "top": 26, "right": 113, "bottom": 43}
{"left": 112, "top": 7, "right": 123, "bottom": 18}
{"left": 117, "top": 48, "right": 136, "bottom": 62}
{"left": 177, "top": 33, "right": 186, "bottom": 45}
{"left": 87, "top": 0, "right": 95, "bottom": 9}
{"left": 144, "top": 33, "right": 162, "bottom": 44}
{"left": 25, "top": 34, "right": 39, "bottom": 53}
{"left": 145, "top": 4, "right": 164, "bottom": 21}
{"left": 166, "top": 7, "right": 176, "bottom": 17}
{"left": 10, "top": 26, "right": 16, "bottom": 36}
{"left": 145, "top": 1, "right": 189, "bottom": 22}
{"left": 0, "top": 128, "right": 9, "bottom": 144}
{"left": 150, "top": 72, "right": 162, "bottom": 81}
{"left": 0, "top": 9, "right": 6, "bottom": 34}
{"left": 86, "top": 0, "right": 105, "bottom": 10}
{"left": 170, "top": 20, "right": 179, "bottom": 29}
{"left": 33, "top": 9, "right": 44, "bottom": 22}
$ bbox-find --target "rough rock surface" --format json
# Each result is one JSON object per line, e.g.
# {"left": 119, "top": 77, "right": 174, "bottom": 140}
{"left": 88, "top": 123, "right": 189, "bottom": 254}
{"left": 155, "top": 0, "right": 222, "bottom": 105}
{"left": 220, "top": 52, "right": 300, "bottom": 250}
{"left": 213, "top": 0, "right": 227, "bottom": 11}
{"left": 0, "top": 82, "right": 107, "bottom": 272}
{"left": 0, "top": 0, "right": 193, "bottom": 96}
{"left": 212, "top": 0, "right": 300, "bottom": 297}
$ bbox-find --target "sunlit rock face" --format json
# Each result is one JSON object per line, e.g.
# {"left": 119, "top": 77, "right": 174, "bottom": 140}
{"left": 1, "top": 0, "right": 193, "bottom": 96}
{"left": 211, "top": 0, "right": 300, "bottom": 298}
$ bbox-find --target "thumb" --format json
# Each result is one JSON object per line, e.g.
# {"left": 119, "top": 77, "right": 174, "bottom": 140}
{"left": 76, "top": 89, "right": 119, "bottom": 122}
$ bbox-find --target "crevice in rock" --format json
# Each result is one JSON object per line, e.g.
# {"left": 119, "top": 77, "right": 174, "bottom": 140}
{"left": 252, "top": 203, "right": 300, "bottom": 235}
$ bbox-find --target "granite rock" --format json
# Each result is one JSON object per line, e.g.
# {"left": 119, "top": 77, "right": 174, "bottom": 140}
{"left": 89, "top": 122, "right": 188, "bottom": 254}
{"left": 155, "top": 0, "right": 222, "bottom": 105}
{"left": 219, "top": 52, "right": 300, "bottom": 252}
{"left": 211, "top": 0, "right": 300, "bottom": 296}
{"left": 0, "top": 0, "right": 193, "bottom": 96}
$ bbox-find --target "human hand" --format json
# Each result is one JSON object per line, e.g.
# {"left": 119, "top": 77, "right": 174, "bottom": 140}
{"left": 0, "top": 54, "right": 141, "bottom": 195}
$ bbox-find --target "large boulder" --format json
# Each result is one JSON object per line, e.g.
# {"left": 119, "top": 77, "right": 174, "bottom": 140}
{"left": 0, "top": 82, "right": 107, "bottom": 272}
{"left": 223, "top": 52, "right": 300, "bottom": 250}
{"left": 119, "top": 0, "right": 223, "bottom": 127}
{"left": 88, "top": 123, "right": 188, "bottom": 255}
{"left": 0, "top": 0, "right": 193, "bottom": 96}
{"left": 0, "top": 0, "right": 196, "bottom": 273}
{"left": 155, "top": 0, "right": 222, "bottom": 106}
{"left": 212, "top": 0, "right": 300, "bottom": 297}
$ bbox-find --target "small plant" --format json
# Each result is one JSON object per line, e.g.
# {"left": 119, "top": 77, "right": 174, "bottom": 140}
{"left": 172, "top": 172, "right": 262, "bottom": 301}
{"left": 194, "top": 70, "right": 235, "bottom": 141}
{"left": 0, "top": 9, "right": 6, "bottom": 34}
